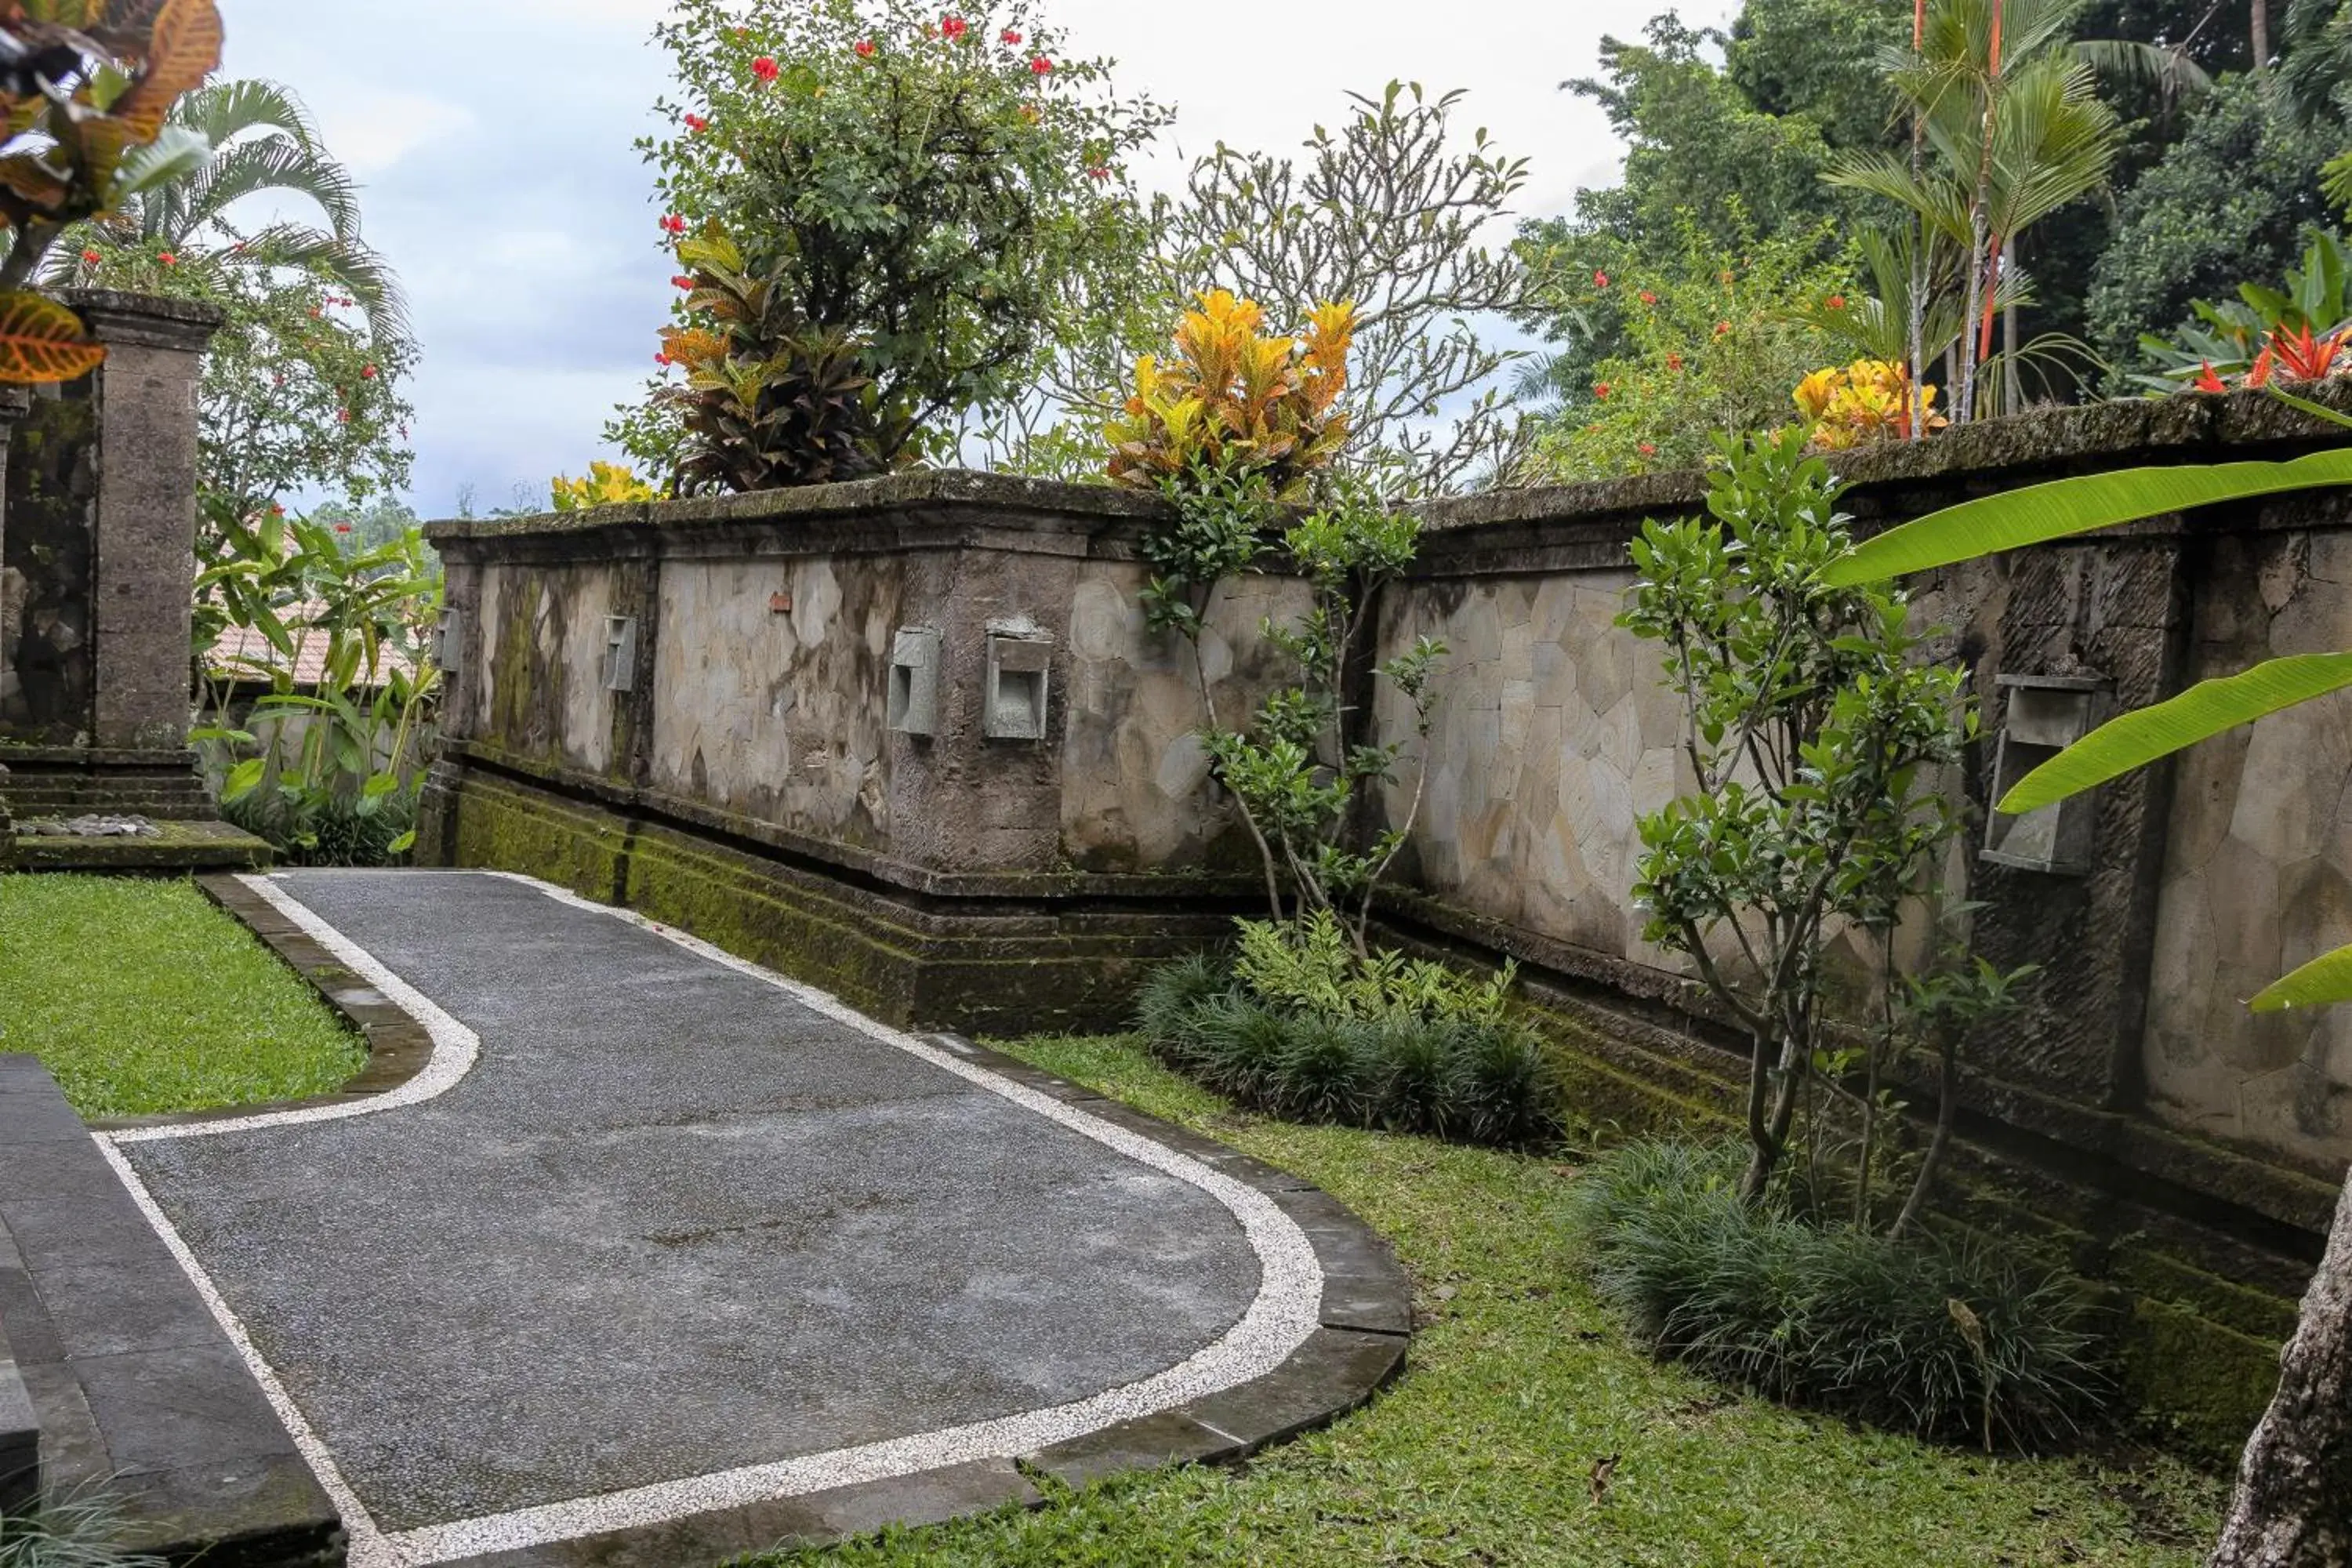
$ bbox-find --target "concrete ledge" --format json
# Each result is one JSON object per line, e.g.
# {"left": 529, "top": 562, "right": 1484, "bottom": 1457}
{"left": 5, "top": 820, "right": 274, "bottom": 873}
{"left": 0, "top": 1057, "right": 340, "bottom": 1563}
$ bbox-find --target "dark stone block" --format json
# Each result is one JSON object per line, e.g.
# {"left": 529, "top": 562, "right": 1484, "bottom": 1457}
{"left": 25, "top": 1259, "right": 222, "bottom": 1359}
{"left": 103, "top": 1455, "right": 343, "bottom": 1565}
{"left": 0, "top": 1359, "right": 38, "bottom": 1514}
{"left": 1020, "top": 1407, "right": 1243, "bottom": 1490}
{"left": 69, "top": 1342, "right": 300, "bottom": 1475}
{"left": 1176, "top": 1327, "right": 1406, "bottom": 1457}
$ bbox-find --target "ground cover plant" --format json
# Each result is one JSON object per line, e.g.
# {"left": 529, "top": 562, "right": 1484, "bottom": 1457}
{"left": 1572, "top": 1138, "right": 2107, "bottom": 1450}
{"left": 0, "top": 876, "right": 361, "bottom": 1118}
{"left": 752, "top": 1033, "right": 2223, "bottom": 1568}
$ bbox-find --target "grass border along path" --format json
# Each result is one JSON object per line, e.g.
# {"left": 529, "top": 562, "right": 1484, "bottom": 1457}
{"left": 758, "top": 1033, "right": 2226, "bottom": 1568}
{"left": 0, "top": 873, "right": 363, "bottom": 1119}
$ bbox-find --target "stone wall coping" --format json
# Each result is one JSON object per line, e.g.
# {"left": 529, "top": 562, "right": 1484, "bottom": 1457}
{"left": 426, "top": 383, "right": 2352, "bottom": 572}
{"left": 61, "top": 287, "right": 224, "bottom": 351}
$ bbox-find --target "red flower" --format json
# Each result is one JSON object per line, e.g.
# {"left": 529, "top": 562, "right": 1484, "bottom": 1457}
{"left": 79, "top": 248, "right": 100, "bottom": 265}
{"left": 672, "top": 274, "right": 696, "bottom": 290}
{"left": 751, "top": 55, "right": 779, "bottom": 82}
{"left": 1087, "top": 165, "right": 1110, "bottom": 181}
{"left": 1638, "top": 289, "right": 1657, "bottom": 306}
{"left": 336, "top": 408, "right": 351, "bottom": 424}
{"left": 158, "top": 251, "right": 177, "bottom": 265}
{"left": 1000, "top": 27, "right": 1022, "bottom": 43}
{"left": 684, "top": 112, "right": 709, "bottom": 132}
{"left": 1029, "top": 54, "right": 1053, "bottom": 73}
{"left": 1826, "top": 294, "right": 1847, "bottom": 311}
{"left": 1593, "top": 270, "right": 1609, "bottom": 289}
{"left": 1666, "top": 352, "right": 1684, "bottom": 371}
{"left": 940, "top": 14, "right": 967, "bottom": 39}
{"left": 655, "top": 351, "right": 673, "bottom": 366}
{"left": 1593, "top": 381, "right": 1612, "bottom": 400}
{"left": 1712, "top": 321, "right": 1731, "bottom": 336}
{"left": 268, "top": 503, "right": 285, "bottom": 517}
{"left": 360, "top": 365, "right": 378, "bottom": 379}
{"left": 661, "top": 213, "right": 687, "bottom": 235}
{"left": 2193, "top": 361, "right": 2227, "bottom": 394}
{"left": 2248, "top": 345, "right": 2278, "bottom": 388}
{"left": 335, "top": 523, "right": 353, "bottom": 533}
{"left": 1639, "top": 442, "right": 1657, "bottom": 456}
{"left": 854, "top": 38, "right": 876, "bottom": 56}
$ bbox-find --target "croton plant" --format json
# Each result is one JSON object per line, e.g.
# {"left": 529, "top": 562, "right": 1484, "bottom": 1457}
{"left": 0, "top": 0, "right": 222, "bottom": 383}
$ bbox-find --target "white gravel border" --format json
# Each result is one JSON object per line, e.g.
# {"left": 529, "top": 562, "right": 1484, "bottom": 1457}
{"left": 101, "top": 869, "right": 1326, "bottom": 1568}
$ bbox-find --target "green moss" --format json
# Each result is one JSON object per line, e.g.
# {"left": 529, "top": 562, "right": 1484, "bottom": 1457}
{"left": 0, "top": 874, "right": 364, "bottom": 1117}
{"left": 2120, "top": 1298, "right": 2285, "bottom": 1465}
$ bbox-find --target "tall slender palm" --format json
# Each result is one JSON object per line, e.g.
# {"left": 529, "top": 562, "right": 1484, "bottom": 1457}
{"left": 1828, "top": 0, "right": 2124, "bottom": 421}
{"left": 63, "top": 79, "right": 410, "bottom": 350}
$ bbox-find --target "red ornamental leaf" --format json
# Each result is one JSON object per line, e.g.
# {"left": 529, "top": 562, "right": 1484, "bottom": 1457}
{"left": 0, "top": 291, "right": 106, "bottom": 384}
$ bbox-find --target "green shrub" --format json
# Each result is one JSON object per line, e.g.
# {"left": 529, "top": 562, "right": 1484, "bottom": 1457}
{"left": 1132, "top": 916, "right": 1559, "bottom": 1147}
{"left": 223, "top": 784, "right": 416, "bottom": 868}
{"left": 1570, "top": 1140, "right": 2111, "bottom": 1450}
{"left": 0, "top": 1495, "right": 167, "bottom": 1568}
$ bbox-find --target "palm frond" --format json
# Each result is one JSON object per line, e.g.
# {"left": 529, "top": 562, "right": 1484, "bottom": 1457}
{"left": 226, "top": 223, "right": 414, "bottom": 351}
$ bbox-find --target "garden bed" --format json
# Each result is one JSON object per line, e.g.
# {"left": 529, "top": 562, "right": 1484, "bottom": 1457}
{"left": 755, "top": 1034, "right": 2228, "bottom": 1568}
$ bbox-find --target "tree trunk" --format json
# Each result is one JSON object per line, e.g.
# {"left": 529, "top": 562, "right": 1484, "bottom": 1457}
{"left": 2253, "top": 0, "right": 2271, "bottom": 70}
{"left": 2209, "top": 1165, "right": 2352, "bottom": 1566}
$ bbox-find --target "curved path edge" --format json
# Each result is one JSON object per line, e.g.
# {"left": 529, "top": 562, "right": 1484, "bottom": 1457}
{"left": 107, "top": 870, "right": 1413, "bottom": 1568}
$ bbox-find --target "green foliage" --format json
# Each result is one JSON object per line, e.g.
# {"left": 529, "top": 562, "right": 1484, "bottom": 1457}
{"left": 1624, "top": 431, "right": 1978, "bottom": 1202}
{"left": 1570, "top": 1140, "right": 2111, "bottom": 1450}
{"left": 194, "top": 503, "right": 441, "bottom": 866}
{"left": 2085, "top": 76, "right": 2336, "bottom": 372}
{"left": 1727, "top": 0, "right": 1915, "bottom": 146}
{"left": 2130, "top": 228, "right": 2352, "bottom": 387}
{"left": 85, "top": 253, "right": 416, "bottom": 526}
{"left": 618, "top": 0, "right": 1170, "bottom": 485}
{"left": 1139, "top": 467, "right": 1444, "bottom": 942}
{"left": 1134, "top": 917, "right": 1557, "bottom": 1147}
{"left": 1520, "top": 212, "right": 1853, "bottom": 480}
{"left": 0, "top": 875, "right": 363, "bottom": 1120}
{"left": 0, "top": 1495, "right": 167, "bottom": 1568}
{"left": 1829, "top": 447, "right": 2352, "bottom": 581}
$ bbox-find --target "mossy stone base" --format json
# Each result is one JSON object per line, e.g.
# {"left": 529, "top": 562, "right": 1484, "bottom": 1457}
{"left": 439, "top": 768, "right": 1225, "bottom": 1036}
{"left": 3, "top": 818, "right": 272, "bottom": 873}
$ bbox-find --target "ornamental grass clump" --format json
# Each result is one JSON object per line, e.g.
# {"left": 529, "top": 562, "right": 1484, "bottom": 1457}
{"left": 1571, "top": 1140, "right": 2111, "bottom": 1452}
{"left": 1133, "top": 913, "right": 1559, "bottom": 1147}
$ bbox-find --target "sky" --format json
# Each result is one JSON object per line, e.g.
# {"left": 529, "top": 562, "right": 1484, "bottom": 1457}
{"left": 220, "top": 0, "right": 1739, "bottom": 517}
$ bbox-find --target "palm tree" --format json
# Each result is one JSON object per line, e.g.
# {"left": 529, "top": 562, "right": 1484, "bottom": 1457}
{"left": 61, "top": 79, "right": 410, "bottom": 350}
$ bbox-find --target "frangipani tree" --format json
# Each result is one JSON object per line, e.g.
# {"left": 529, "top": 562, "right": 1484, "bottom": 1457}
{"left": 1824, "top": 411, "right": 2352, "bottom": 1566}
{"left": 0, "top": 0, "right": 223, "bottom": 380}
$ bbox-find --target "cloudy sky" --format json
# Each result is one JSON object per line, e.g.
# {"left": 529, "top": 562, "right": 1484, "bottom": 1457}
{"left": 220, "top": 0, "right": 1737, "bottom": 517}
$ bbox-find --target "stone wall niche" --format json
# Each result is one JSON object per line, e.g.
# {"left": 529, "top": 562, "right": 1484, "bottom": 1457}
{"left": 1981, "top": 673, "right": 2107, "bottom": 876}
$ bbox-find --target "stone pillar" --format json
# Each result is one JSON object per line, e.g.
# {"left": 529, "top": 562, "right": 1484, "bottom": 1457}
{"left": 0, "top": 291, "right": 252, "bottom": 844}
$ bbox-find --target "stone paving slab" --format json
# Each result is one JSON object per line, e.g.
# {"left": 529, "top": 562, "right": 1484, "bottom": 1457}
{"left": 89, "top": 870, "right": 1409, "bottom": 1568}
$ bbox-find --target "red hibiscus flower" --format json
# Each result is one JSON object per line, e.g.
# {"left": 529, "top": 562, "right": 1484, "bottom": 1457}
{"left": 684, "top": 113, "right": 708, "bottom": 132}
{"left": 1639, "top": 442, "right": 1657, "bottom": 456}
{"left": 1667, "top": 352, "right": 1684, "bottom": 371}
{"left": 79, "top": 248, "right": 100, "bottom": 265}
{"left": 1594, "top": 382, "right": 1612, "bottom": 400}
{"left": 1712, "top": 321, "right": 1731, "bottom": 336}
{"left": 336, "top": 523, "right": 353, "bottom": 533}
{"left": 751, "top": 55, "right": 779, "bottom": 82}
{"left": 1001, "top": 27, "right": 1022, "bottom": 43}
{"left": 1826, "top": 294, "right": 1847, "bottom": 310}
{"left": 158, "top": 251, "right": 177, "bottom": 265}
{"left": 855, "top": 39, "right": 876, "bottom": 56}
{"left": 655, "top": 351, "right": 673, "bottom": 367}
{"left": 361, "top": 365, "right": 378, "bottom": 379}
{"left": 1030, "top": 54, "right": 1053, "bottom": 73}
{"left": 1638, "top": 290, "right": 1657, "bottom": 306}
{"left": 940, "top": 14, "right": 967, "bottom": 38}
{"left": 661, "top": 214, "right": 687, "bottom": 235}
{"left": 672, "top": 274, "right": 696, "bottom": 290}
{"left": 1593, "top": 270, "right": 1609, "bottom": 289}
{"left": 1087, "top": 165, "right": 1110, "bottom": 181}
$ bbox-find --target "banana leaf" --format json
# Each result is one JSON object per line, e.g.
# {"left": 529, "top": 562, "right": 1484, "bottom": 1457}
{"left": 2251, "top": 943, "right": 2352, "bottom": 1014}
{"left": 1826, "top": 448, "right": 2352, "bottom": 584}
{"left": 1999, "top": 653, "right": 2352, "bottom": 812}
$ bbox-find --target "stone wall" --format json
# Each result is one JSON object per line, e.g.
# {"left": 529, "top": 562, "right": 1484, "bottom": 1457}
{"left": 421, "top": 390, "right": 2352, "bottom": 1452}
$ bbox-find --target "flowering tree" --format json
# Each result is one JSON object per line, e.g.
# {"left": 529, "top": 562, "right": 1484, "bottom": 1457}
{"left": 614, "top": 0, "right": 1170, "bottom": 486}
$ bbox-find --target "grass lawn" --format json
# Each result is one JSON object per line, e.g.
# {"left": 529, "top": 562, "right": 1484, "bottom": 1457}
{"left": 0, "top": 873, "right": 362, "bottom": 1118}
{"left": 763, "top": 1034, "right": 2228, "bottom": 1568}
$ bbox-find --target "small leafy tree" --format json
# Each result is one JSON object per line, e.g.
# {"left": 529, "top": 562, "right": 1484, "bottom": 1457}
{"left": 1624, "top": 430, "right": 1989, "bottom": 1205}
{"left": 1171, "top": 81, "right": 1531, "bottom": 495}
{"left": 1111, "top": 294, "right": 1445, "bottom": 951}
{"left": 616, "top": 0, "right": 1169, "bottom": 486}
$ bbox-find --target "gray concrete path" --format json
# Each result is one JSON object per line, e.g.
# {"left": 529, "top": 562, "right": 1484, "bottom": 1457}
{"left": 108, "top": 870, "right": 1316, "bottom": 1566}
